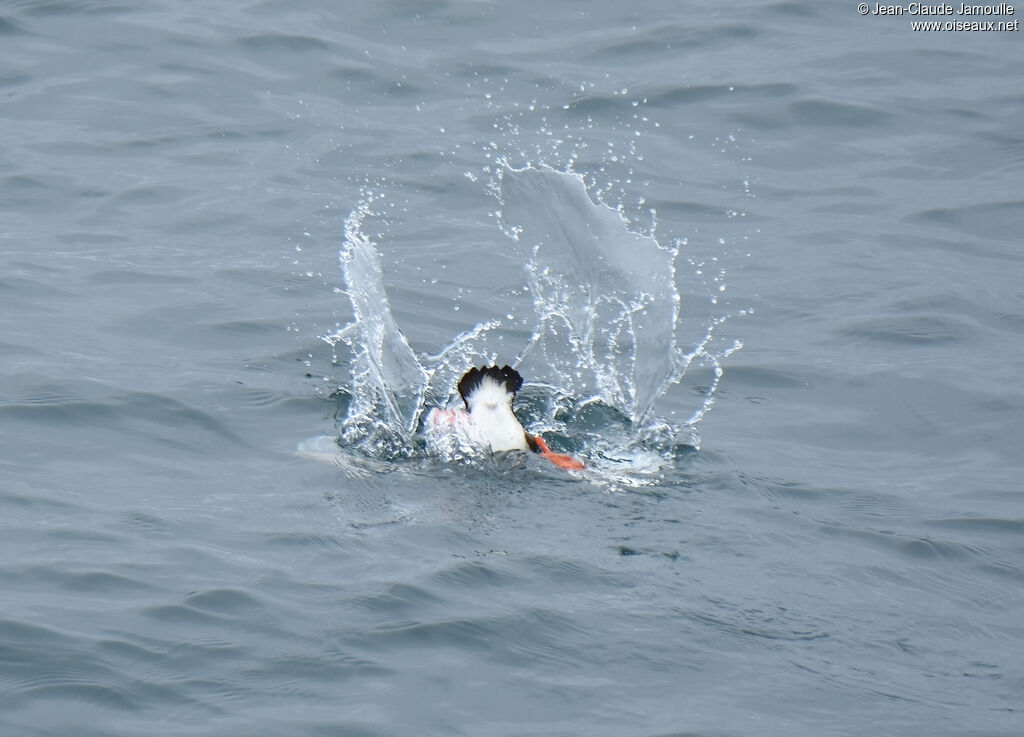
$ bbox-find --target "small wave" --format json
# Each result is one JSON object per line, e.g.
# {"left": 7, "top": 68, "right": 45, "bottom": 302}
{"left": 237, "top": 33, "right": 331, "bottom": 54}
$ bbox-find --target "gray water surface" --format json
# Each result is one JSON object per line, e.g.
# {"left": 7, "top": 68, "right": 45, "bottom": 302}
{"left": 2, "top": 2, "right": 1023, "bottom": 736}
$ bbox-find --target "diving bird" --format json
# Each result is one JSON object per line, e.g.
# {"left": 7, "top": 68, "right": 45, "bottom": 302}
{"left": 425, "top": 365, "right": 584, "bottom": 471}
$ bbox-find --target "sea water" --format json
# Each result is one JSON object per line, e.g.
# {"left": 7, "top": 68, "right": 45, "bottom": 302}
{"left": 1, "top": 1, "right": 1022, "bottom": 736}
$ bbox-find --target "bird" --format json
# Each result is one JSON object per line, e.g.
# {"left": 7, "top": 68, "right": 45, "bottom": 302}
{"left": 425, "top": 365, "right": 584, "bottom": 471}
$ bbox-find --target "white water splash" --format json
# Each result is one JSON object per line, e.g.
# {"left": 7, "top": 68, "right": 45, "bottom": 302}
{"left": 498, "top": 163, "right": 679, "bottom": 424}
{"left": 319, "top": 164, "right": 742, "bottom": 483}
{"left": 325, "top": 196, "right": 428, "bottom": 454}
